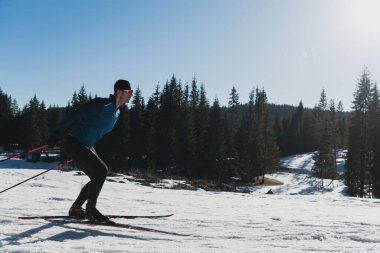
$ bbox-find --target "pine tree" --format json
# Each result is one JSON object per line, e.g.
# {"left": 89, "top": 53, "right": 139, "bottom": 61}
{"left": 279, "top": 117, "right": 291, "bottom": 155}
{"left": 311, "top": 88, "right": 328, "bottom": 149}
{"left": 336, "top": 101, "right": 348, "bottom": 149}
{"left": 153, "top": 85, "right": 160, "bottom": 105}
{"left": 329, "top": 99, "right": 338, "bottom": 178}
{"left": 189, "top": 78, "right": 201, "bottom": 175}
{"left": 190, "top": 78, "right": 199, "bottom": 112}
{"left": 156, "top": 77, "right": 180, "bottom": 171}
{"left": 142, "top": 96, "right": 159, "bottom": 171}
{"left": 312, "top": 118, "right": 335, "bottom": 186}
{"left": 273, "top": 115, "right": 283, "bottom": 154}
{"left": 0, "top": 88, "right": 13, "bottom": 145}
{"left": 313, "top": 94, "right": 338, "bottom": 185}
{"left": 228, "top": 86, "right": 241, "bottom": 137}
{"left": 78, "top": 85, "right": 89, "bottom": 105}
{"left": 302, "top": 112, "right": 314, "bottom": 152}
{"left": 70, "top": 86, "right": 89, "bottom": 112}
{"left": 205, "top": 98, "right": 225, "bottom": 179}
{"left": 19, "top": 95, "right": 45, "bottom": 149}
{"left": 239, "top": 90, "right": 258, "bottom": 181}
{"left": 11, "top": 98, "right": 19, "bottom": 117}
{"left": 287, "top": 101, "right": 305, "bottom": 154}
{"left": 224, "top": 86, "right": 241, "bottom": 178}
{"left": 39, "top": 101, "right": 49, "bottom": 145}
{"left": 129, "top": 87, "right": 146, "bottom": 169}
{"left": 143, "top": 85, "right": 161, "bottom": 171}
{"left": 195, "top": 84, "right": 210, "bottom": 177}
{"left": 369, "top": 84, "right": 380, "bottom": 197}
{"left": 254, "top": 89, "right": 280, "bottom": 183}
{"left": 9, "top": 97, "right": 20, "bottom": 145}
{"left": 47, "top": 105, "right": 60, "bottom": 130}
{"left": 319, "top": 88, "right": 328, "bottom": 110}
{"left": 174, "top": 84, "right": 196, "bottom": 176}
{"left": 71, "top": 91, "right": 79, "bottom": 111}
{"left": 345, "top": 68, "right": 373, "bottom": 197}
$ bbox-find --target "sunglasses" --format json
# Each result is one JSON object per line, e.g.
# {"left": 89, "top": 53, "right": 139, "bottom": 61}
{"left": 123, "top": 89, "right": 133, "bottom": 96}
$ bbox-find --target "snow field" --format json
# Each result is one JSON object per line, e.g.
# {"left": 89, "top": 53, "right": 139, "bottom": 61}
{"left": 0, "top": 167, "right": 380, "bottom": 252}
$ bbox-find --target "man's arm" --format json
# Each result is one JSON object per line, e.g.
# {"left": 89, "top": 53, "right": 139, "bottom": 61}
{"left": 56, "top": 98, "right": 106, "bottom": 137}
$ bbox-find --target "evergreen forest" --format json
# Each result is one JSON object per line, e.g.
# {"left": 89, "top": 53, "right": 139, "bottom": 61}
{"left": 1, "top": 68, "right": 379, "bottom": 198}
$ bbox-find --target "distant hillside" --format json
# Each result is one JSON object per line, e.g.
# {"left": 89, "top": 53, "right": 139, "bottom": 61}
{"left": 268, "top": 103, "right": 300, "bottom": 120}
{"left": 223, "top": 103, "right": 314, "bottom": 122}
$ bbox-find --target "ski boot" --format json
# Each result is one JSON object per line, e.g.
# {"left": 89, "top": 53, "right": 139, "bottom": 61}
{"left": 68, "top": 206, "right": 86, "bottom": 219}
{"left": 85, "top": 205, "right": 110, "bottom": 222}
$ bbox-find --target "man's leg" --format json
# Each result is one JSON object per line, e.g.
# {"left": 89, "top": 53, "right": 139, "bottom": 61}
{"left": 84, "top": 148, "right": 108, "bottom": 210}
{"left": 62, "top": 136, "right": 109, "bottom": 220}
{"left": 71, "top": 182, "right": 90, "bottom": 208}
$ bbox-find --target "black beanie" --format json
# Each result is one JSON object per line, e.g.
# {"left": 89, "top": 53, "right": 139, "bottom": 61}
{"left": 114, "top": 79, "right": 131, "bottom": 91}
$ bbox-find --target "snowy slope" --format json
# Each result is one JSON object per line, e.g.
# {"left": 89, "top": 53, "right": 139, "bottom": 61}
{"left": 0, "top": 154, "right": 380, "bottom": 252}
{"left": 280, "top": 150, "right": 346, "bottom": 174}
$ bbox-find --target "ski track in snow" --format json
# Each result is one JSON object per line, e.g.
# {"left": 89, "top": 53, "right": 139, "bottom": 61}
{"left": 0, "top": 155, "right": 380, "bottom": 252}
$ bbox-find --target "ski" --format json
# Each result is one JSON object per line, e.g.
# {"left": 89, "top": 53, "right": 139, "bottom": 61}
{"left": 19, "top": 213, "right": 174, "bottom": 220}
{"left": 45, "top": 218, "right": 191, "bottom": 237}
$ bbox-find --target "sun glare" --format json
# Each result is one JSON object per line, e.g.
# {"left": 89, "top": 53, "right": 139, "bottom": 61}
{"left": 345, "top": 0, "right": 380, "bottom": 39}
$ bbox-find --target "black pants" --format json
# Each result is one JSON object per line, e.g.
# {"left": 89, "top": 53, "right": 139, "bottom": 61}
{"left": 62, "top": 135, "right": 108, "bottom": 208}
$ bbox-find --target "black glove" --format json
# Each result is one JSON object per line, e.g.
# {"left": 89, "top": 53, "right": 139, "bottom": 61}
{"left": 47, "top": 131, "right": 61, "bottom": 148}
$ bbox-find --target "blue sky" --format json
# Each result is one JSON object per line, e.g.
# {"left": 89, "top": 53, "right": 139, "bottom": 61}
{"left": 1, "top": 0, "right": 379, "bottom": 109}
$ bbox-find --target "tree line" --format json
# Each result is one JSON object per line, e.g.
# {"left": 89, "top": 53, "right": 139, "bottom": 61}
{"left": 2, "top": 70, "right": 379, "bottom": 198}
{"left": 0, "top": 77, "right": 280, "bottom": 182}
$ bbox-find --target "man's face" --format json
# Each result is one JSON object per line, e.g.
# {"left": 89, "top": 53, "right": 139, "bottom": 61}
{"left": 117, "top": 89, "right": 133, "bottom": 104}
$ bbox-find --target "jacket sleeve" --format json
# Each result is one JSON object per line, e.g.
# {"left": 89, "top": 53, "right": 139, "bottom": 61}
{"left": 55, "top": 99, "right": 105, "bottom": 137}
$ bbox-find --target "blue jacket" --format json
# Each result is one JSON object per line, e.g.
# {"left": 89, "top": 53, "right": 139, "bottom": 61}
{"left": 57, "top": 94, "right": 120, "bottom": 148}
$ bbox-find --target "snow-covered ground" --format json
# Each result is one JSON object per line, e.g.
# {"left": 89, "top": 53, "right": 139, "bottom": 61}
{"left": 1, "top": 153, "right": 380, "bottom": 252}
{"left": 280, "top": 150, "right": 346, "bottom": 174}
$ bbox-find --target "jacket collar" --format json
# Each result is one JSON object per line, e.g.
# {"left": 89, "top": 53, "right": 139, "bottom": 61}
{"left": 109, "top": 94, "right": 117, "bottom": 107}
{"left": 109, "top": 94, "right": 125, "bottom": 110}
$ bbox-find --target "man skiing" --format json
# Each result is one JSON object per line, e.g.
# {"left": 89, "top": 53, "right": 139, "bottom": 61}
{"left": 47, "top": 79, "right": 133, "bottom": 222}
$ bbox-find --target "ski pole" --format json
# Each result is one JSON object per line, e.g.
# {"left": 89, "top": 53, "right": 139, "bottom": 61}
{"left": 0, "top": 144, "right": 49, "bottom": 163}
{"left": 0, "top": 159, "right": 72, "bottom": 194}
